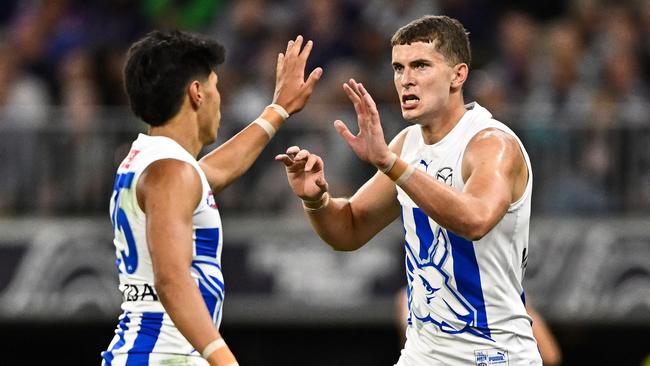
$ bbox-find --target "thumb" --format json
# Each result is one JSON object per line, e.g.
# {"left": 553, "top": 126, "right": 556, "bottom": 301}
{"left": 334, "top": 120, "right": 356, "bottom": 147}
{"left": 315, "top": 176, "right": 329, "bottom": 192}
{"left": 304, "top": 67, "right": 323, "bottom": 91}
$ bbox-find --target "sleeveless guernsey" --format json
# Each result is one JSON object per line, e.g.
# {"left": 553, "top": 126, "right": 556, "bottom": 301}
{"left": 395, "top": 103, "right": 542, "bottom": 366}
{"left": 102, "top": 134, "right": 223, "bottom": 366}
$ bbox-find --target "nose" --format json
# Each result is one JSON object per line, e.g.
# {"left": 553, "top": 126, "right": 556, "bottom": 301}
{"left": 401, "top": 67, "right": 415, "bottom": 88}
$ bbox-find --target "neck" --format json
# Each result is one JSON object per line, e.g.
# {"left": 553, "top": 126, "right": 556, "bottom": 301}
{"left": 149, "top": 108, "right": 202, "bottom": 158}
{"left": 419, "top": 96, "right": 467, "bottom": 145}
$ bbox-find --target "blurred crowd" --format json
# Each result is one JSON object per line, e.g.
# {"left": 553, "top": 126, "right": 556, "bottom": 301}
{"left": 0, "top": 0, "right": 648, "bottom": 216}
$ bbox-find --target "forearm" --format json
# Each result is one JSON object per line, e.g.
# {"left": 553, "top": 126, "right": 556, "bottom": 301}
{"left": 304, "top": 195, "right": 367, "bottom": 251}
{"left": 386, "top": 159, "right": 497, "bottom": 240}
{"left": 201, "top": 107, "right": 285, "bottom": 192}
{"left": 303, "top": 177, "right": 399, "bottom": 250}
{"left": 156, "top": 275, "right": 237, "bottom": 365}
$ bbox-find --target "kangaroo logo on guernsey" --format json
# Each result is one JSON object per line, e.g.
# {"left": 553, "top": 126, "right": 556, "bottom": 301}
{"left": 435, "top": 167, "right": 453, "bottom": 186}
{"left": 406, "top": 220, "right": 493, "bottom": 341}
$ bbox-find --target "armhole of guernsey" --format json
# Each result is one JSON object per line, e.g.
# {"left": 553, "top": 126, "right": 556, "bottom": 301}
{"left": 457, "top": 123, "right": 533, "bottom": 213}
{"left": 507, "top": 134, "right": 532, "bottom": 213}
{"left": 133, "top": 157, "right": 206, "bottom": 216}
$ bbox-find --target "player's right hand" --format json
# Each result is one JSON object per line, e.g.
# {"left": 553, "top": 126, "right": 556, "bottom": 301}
{"left": 275, "top": 145, "right": 329, "bottom": 201}
{"left": 272, "top": 35, "right": 323, "bottom": 116}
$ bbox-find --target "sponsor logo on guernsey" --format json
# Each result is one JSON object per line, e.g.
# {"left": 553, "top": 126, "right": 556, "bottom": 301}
{"left": 475, "top": 349, "right": 508, "bottom": 366}
{"left": 207, "top": 191, "right": 217, "bottom": 209}
{"left": 121, "top": 283, "right": 159, "bottom": 301}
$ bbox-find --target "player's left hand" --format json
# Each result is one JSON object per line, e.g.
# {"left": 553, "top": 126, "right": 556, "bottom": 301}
{"left": 275, "top": 145, "right": 329, "bottom": 202}
{"left": 335, "top": 79, "right": 394, "bottom": 171}
{"left": 272, "top": 35, "right": 323, "bottom": 115}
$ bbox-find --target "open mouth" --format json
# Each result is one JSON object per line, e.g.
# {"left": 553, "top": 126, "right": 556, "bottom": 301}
{"left": 402, "top": 94, "right": 420, "bottom": 105}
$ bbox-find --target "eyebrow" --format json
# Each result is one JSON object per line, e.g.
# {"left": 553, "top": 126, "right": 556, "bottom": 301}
{"left": 392, "top": 58, "right": 432, "bottom": 67}
{"left": 409, "top": 59, "right": 431, "bottom": 65}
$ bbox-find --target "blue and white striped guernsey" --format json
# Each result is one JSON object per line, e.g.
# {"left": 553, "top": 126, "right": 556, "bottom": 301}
{"left": 394, "top": 103, "right": 542, "bottom": 366}
{"left": 102, "top": 134, "right": 223, "bottom": 366}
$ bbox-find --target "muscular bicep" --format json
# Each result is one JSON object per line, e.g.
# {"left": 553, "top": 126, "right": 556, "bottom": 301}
{"left": 137, "top": 160, "right": 202, "bottom": 281}
{"left": 461, "top": 129, "right": 526, "bottom": 228}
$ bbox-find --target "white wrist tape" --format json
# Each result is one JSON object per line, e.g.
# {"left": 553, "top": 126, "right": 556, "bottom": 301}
{"left": 201, "top": 338, "right": 227, "bottom": 360}
{"left": 302, "top": 192, "right": 330, "bottom": 212}
{"left": 253, "top": 117, "right": 276, "bottom": 139}
{"left": 267, "top": 103, "right": 290, "bottom": 120}
{"left": 379, "top": 153, "right": 397, "bottom": 173}
{"left": 395, "top": 164, "right": 415, "bottom": 187}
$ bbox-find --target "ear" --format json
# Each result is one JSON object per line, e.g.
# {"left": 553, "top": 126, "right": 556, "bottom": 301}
{"left": 451, "top": 63, "right": 468, "bottom": 90}
{"left": 188, "top": 80, "right": 202, "bottom": 110}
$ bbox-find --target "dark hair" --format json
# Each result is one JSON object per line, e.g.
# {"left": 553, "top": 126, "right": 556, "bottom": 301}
{"left": 391, "top": 15, "right": 471, "bottom": 67}
{"left": 124, "top": 30, "right": 225, "bottom": 126}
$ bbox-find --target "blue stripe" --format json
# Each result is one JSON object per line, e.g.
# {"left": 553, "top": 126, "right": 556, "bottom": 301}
{"left": 199, "top": 281, "right": 218, "bottom": 320}
{"left": 191, "top": 263, "right": 225, "bottom": 295}
{"left": 102, "top": 312, "right": 131, "bottom": 365}
{"left": 125, "top": 312, "right": 164, "bottom": 365}
{"left": 192, "top": 258, "right": 222, "bottom": 270}
{"left": 448, "top": 231, "right": 491, "bottom": 337}
{"left": 412, "top": 208, "right": 434, "bottom": 261}
{"left": 195, "top": 228, "right": 219, "bottom": 257}
{"left": 521, "top": 291, "right": 526, "bottom": 305}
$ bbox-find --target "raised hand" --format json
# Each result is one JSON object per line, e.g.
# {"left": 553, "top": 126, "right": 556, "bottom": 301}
{"left": 334, "top": 79, "right": 394, "bottom": 170}
{"left": 275, "top": 145, "right": 329, "bottom": 201}
{"left": 272, "top": 35, "right": 323, "bottom": 115}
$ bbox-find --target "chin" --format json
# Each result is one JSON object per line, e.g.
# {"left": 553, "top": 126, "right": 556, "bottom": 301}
{"left": 402, "top": 111, "right": 423, "bottom": 125}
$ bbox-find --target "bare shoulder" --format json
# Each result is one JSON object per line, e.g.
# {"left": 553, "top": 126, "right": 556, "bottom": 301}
{"left": 462, "top": 128, "right": 526, "bottom": 180}
{"left": 137, "top": 159, "right": 202, "bottom": 212}
{"left": 467, "top": 128, "right": 522, "bottom": 160}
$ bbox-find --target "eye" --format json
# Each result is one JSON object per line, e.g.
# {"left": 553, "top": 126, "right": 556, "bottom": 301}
{"left": 415, "top": 62, "right": 428, "bottom": 70}
{"left": 393, "top": 64, "right": 404, "bottom": 73}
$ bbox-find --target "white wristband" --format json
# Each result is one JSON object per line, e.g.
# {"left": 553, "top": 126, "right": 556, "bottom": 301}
{"left": 267, "top": 103, "right": 290, "bottom": 120}
{"left": 302, "top": 192, "right": 330, "bottom": 212}
{"left": 201, "top": 338, "right": 226, "bottom": 360}
{"left": 379, "top": 153, "right": 397, "bottom": 173}
{"left": 395, "top": 164, "right": 415, "bottom": 186}
{"left": 253, "top": 117, "right": 276, "bottom": 139}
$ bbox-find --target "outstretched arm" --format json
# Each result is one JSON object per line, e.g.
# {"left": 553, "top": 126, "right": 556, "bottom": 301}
{"left": 200, "top": 35, "right": 322, "bottom": 193}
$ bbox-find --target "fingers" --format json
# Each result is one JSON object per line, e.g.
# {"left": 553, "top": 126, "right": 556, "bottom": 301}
{"left": 304, "top": 66, "right": 323, "bottom": 91}
{"left": 294, "top": 148, "right": 311, "bottom": 161}
{"left": 334, "top": 120, "right": 357, "bottom": 145}
{"left": 285, "top": 38, "right": 295, "bottom": 55}
{"left": 343, "top": 80, "right": 368, "bottom": 117}
{"left": 299, "top": 39, "right": 314, "bottom": 61}
{"left": 274, "top": 154, "right": 294, "bottom": 167}
{"left": 286, "top": 145, "right": 301, "bottom": 156}
{"left": 287, "top": 35, "right": 304, "bottom": 57}
{"left": 357, "top": 83, "right": 379, "bottom": 120}
{"left": 304, "top": 153, "right": 322, "bottom": 172}
{"left": 274, "top": 146, "right": 301, "bottom": 167}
